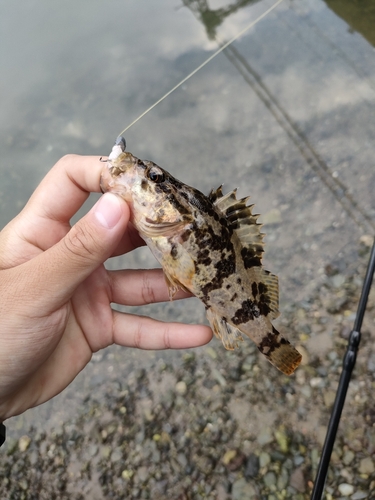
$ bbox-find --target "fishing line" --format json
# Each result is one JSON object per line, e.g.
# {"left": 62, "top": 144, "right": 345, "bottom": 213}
{"left": 118, "top": 0, "right": 285, "bottom": 136}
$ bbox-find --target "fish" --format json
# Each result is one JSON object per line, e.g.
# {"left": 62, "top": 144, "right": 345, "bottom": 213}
{"left": 100, "top": 136, "right": 302, "bottom": 375}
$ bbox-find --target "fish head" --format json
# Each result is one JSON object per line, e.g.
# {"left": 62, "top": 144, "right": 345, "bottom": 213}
{"left": 100, "top": 151, "right": 194, "bottom": 238}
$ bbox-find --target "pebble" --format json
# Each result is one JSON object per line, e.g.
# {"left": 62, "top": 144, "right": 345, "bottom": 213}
{"left": 232, "top": 478, "right": 257, "bottom": 500}
{"left": 244, "top": 453, "right": 260, "bottom": 479}
{"left": 274, "top": 428, "right": 289, "bottom": 453}
{"left": 338, "top": 483, "right": 354, "bottom": 496}
{"left": 300, "top": 385, "right": 312, "bottom": 398}
{"left": 121, "top": 469, "right": 134, "bottom": 480}
{"left": 19, "top": 479, "right": 28, "bottom": 491}
{"left": 310, "top": 377, "right": 324, "bottom": 388}
{"left": 358, "top": 457, "right": 375, "bottom": 475}
{"left": 289, "top": 467, "right": 306, "bottom": 493}
{"left": 222, "top": 449, "right": 237, "bottom": 465}
{"left": 264, "top": 471, "right": 277, "bottom": 490}
{"left": 351, "top": 492, "right": 369, "bottom": 500}
{"left": 277, "top": 466, "right": 289, "bottom": 490}
{"left": 175, "top": 381, "right": 187, "bottom": 395}
{"left": 136, "top": 466, "right": 148, "bottom": 482}
{"left": 259, "top": 451, "right": 271, "bottom": 468}
{"left": 342, "top": 450, "right": 355, "bottom": 465}
{"left": 18, "top": 435, "right": 31, "bottom": 452}
{"left": 293, "top": 455, "right": 304, "bottom": 466}
{"left": 257, "top": 427, "right": 273, "bottom": 445}
{"left": 331, "top": 274, "right": 346, "bottom": 288}
{"left": 359, "top": 235, "right": 373, "bottom": 248}
{"left": 323, "top": 390, "right": 336, "bottom": 408}
{"left": 110, "top": 448, "right": 123, "bottom": 462}
{"left": 367, "top": 352, "right": 375, "bottom": 372}
{"left": 205, "top": 346, "right": 217, "bottom": 359}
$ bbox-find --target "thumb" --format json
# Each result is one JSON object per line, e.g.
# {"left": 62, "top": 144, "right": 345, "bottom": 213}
{"left": 27, "top": 193, "right": 130, "bottom": 306}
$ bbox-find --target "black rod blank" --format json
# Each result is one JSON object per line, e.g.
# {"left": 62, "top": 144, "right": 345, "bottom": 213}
{"left": 311, "top": 237, "right": 375, "bottom": 500}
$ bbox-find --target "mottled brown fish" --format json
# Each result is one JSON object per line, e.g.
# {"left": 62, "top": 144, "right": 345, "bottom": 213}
{"left": 100, "top": 137, "right": 301, "bottom": 375}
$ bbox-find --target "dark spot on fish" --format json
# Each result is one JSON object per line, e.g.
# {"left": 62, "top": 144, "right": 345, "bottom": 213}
{"left": 164, "top": 176, "right": 216, "bottom": 217}
{"left": 226, "top": 284, "right": 231, "bottom": 290}
{"left": 196, "top": 247, "right": 212, "bottom": 267}
{"left": 215, "top": 257, "right": 235, "bottom": 277}
{"left": 170, "top": 245, "right": 178, "bottom": 259}
{"left": 180, "top": 229, "right": 192, "bottom": 242}
{"left": 258, "top": 282, "right": 268, "bottom": 294}
{"left": 258, "top": 326, "right": 289, "bottom": 357}
{"left": 256, "top": 294, "right": 271, "bottom": 317}
{"left": 141, "top": 179, "right": 148, "bottom": 191}
{"left": 137, "top": 159, "right": 147, "bottom": 169}
{"left": 232, "top": 299, "right": 260, "bottom": 325}
{"left": 241, "top": 247, "right": 262, "bottom": 269}
{"left": 193, "top": 220, "right": 234, "bottom": 258}
{"left": 160, "top": 191, "right": 191, "bottom": 216}
{"left": 237, "top": 277, "right": 241, "bottom": 285}
{"left": 200, "top": 255, "right": 235, "bottom": 300}
{"left": 231, "top": 293, "right": 238, "bottom": 301}
{"left": 252, "top": 282, "right": 258, "bottom": 298}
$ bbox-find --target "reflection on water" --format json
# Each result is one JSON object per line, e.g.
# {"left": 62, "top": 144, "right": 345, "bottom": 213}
{"left": 183, "top": 0, "right": 259, "bottom": 39}
{"left": 325, "top": 0, "right": 375, "bottom": 47}
{"left": 183, "top": 0, "right": 375, "bottom": 235}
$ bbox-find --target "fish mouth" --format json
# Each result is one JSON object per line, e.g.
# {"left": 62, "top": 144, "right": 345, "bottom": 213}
{"left": 99, "top": 175, "right": 106, "bottom": 194}
{"left": 99, "top": 164, "right": 110, "bottom": 194}
{"left": 99, "top": 160, "right": 134, "bottom": 204}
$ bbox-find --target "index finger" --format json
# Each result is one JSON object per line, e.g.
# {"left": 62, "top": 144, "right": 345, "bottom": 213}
{"left": 27, "top": 154, "right": 105, "bottom": 223}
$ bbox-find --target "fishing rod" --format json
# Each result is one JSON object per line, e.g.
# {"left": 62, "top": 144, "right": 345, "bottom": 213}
{"left": 311, "top": 236, "right": 375, "bottom": 499}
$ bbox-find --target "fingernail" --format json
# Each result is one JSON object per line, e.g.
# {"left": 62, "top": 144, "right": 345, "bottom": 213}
{"left": 94, "top": 193, "right": 123, "bottom": 229}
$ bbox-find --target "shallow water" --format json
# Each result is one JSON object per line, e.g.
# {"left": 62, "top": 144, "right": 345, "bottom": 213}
{"left": 1, "top": 0, "right": 375, "bottom": 436}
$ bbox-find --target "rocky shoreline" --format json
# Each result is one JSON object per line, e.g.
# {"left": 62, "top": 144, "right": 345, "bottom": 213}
{"left": 1, "top": 240, "right": 375, "bottom": 500}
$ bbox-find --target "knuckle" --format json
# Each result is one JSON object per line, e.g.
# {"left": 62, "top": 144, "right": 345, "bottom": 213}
{"left": 63, "top": 224, "right": 99, "bottom": 261}
{"left": 163, "top": 326, "right": 171, "bottom": 350}
{"left": 58, "top": 153, "right": 79, "bottom": 167}
{"left": 141, "top": 272, "right": 157, "bottom": 304}
{"left": 134, "top": 324, "right": 143, "bottom": 349}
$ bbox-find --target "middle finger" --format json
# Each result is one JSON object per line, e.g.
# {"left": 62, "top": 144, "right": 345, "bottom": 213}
{"left": 109, "top": 268, "right": 193, "bottom": 306}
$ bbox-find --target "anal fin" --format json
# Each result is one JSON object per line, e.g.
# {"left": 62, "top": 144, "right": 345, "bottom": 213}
{"left": 207, "top": 309, "right": 244, "bottom": 350}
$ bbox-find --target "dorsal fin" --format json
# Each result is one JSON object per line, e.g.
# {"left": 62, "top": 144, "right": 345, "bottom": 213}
{"left": 208, "top": 186, "right": 265, "bottom": 263}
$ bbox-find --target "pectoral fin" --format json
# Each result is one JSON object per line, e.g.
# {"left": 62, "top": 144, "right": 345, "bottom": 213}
{"left": 138, "top": 219, "right": 190, "bottom": 238}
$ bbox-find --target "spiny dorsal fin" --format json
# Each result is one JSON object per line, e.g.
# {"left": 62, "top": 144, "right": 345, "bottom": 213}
{"left": 208, "top": 186, "right": 265, "bottom": 263}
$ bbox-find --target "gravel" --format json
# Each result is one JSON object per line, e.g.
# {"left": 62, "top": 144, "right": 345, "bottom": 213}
{"left": 1, "top": 240, "right": 375, "bottom": 499}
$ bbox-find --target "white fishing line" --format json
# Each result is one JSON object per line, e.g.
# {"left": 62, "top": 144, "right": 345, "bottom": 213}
{"left": 118, "top": 0, "right": 285, "bottom": 136}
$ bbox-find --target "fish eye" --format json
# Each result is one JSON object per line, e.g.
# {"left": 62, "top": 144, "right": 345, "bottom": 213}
{"left": 147, "top": 167, "right": 165, "bottom": 183}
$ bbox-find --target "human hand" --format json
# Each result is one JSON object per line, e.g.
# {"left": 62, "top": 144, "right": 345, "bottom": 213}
{"left": 0, "top": 155, "right": 212, "bottom": 421}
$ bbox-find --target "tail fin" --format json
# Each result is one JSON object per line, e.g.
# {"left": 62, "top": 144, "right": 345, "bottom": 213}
{"left": 258, "top": 326, "right": 302, "bottom": 375}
